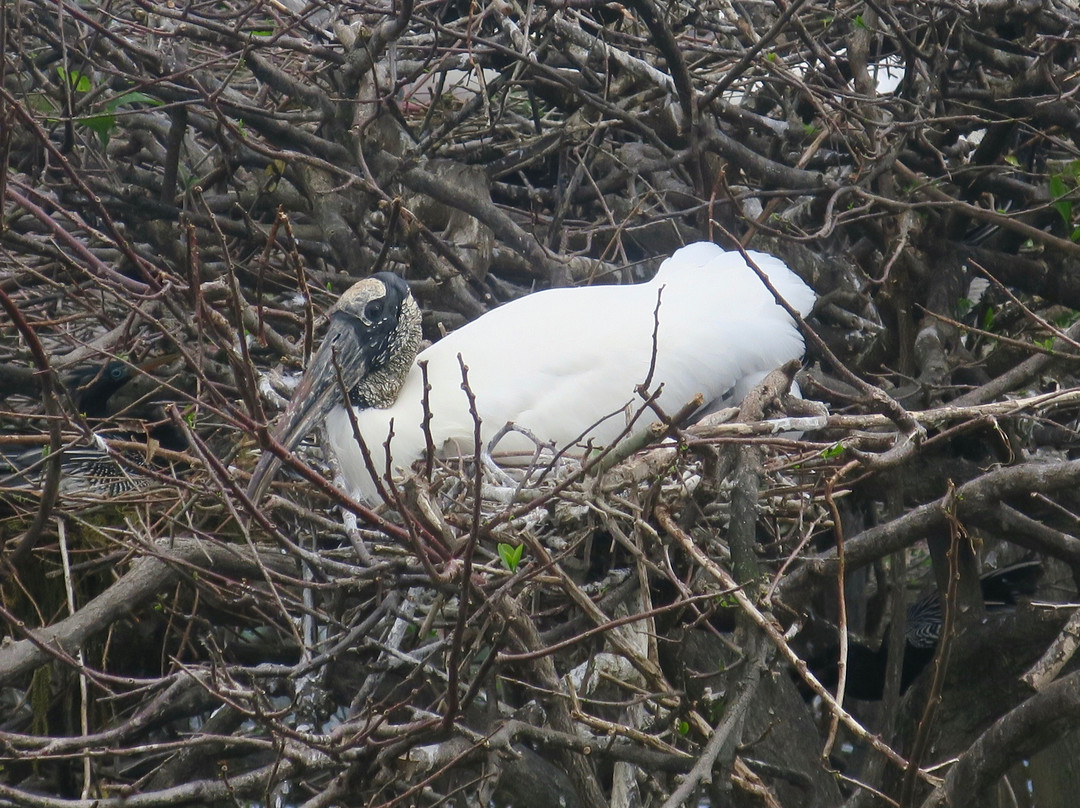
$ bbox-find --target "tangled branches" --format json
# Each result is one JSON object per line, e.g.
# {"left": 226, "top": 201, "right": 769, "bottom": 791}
{"left": 3, "top": 0, "right": 1080, "bottom": 806}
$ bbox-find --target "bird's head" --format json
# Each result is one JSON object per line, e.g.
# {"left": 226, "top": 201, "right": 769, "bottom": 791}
{"left": 329, "top": 272, "right": 423, "bottom": 409}
{"left": 66, "top": 361, "right": 134, "bottom": 417}
{"left": 66, "top": 354, "right": 177, "bottom": 419}
{"left": 247, "top": 272, "right": 421, "bottom": 502}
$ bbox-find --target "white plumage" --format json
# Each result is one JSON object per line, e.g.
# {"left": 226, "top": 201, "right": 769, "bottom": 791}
{"left": 248, "top": 242, "right": 815, "bottom": 504}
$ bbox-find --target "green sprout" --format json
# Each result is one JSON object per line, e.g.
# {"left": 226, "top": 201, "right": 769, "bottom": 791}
{"left": 498, "top": 542, "right": 523, "bottom": 572}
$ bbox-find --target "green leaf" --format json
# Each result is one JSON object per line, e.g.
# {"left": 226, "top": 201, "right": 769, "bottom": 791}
{"left": 1050, "top": 174, "right": 1072, "bottom": 225}
{"left": 1054, "top": 310, "right": 1080, "bottom": 328}
{"left": 106, "top": 91, "right": 161, "bottom": 111}
{"left": 677, "top": 720, "right": 690, "bottom": 735}
{"left": 820, "top": 443, "right": 844, "bottom": 459}
{"left": 1036, "top": 337, "right": 1055, "bottom": 351}
{"left": 498, "top": 542, "right": 523, "bottom": 572}
{"left": 1072, "top": 225, "right": 1080, "bottom": 242}
{"left": 83, "top": 113, "right": 115, "bottom": 146}
{"left": 1004, "top": 154, "right": 1020, "bottom": 167}
{"left": 982, "top": 306, "right": 996, "bottom": 332}
{"left": 957, "top": 297, "right": 972, "bottom": 317}
{"left": 68, "top": 92, "right": 159, "bottom": 147}
{"left": 854, "top": 14, "right": 867, "bottom": 29}
{"left": 56, "top": 66, "right": 91, "bottom": 92}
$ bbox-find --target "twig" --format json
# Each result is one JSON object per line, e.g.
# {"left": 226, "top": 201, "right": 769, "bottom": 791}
{"left": 654, "top": 506, "right": 935, "bottom": 783}
{"left": 900, "top": 483, "right": 963, "bottom": 807}
{"left": 1021, "top": 606, "right": 1080, "bottom": 691}
{"left": 658, "top": 635, "right": 769, "bottom": 808}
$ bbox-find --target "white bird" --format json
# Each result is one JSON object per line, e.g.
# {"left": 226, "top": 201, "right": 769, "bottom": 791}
{"left": 247, "top": 242, "right": 815, "bottom": 504}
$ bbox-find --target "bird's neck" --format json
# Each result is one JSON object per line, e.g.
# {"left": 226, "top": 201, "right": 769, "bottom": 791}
{"left": 350, "top": 364, "right": 408, "bottom": 409}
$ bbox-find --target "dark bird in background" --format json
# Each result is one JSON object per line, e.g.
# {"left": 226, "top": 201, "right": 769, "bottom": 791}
{"left": 65, "top": 358, "right": 186, "bottom": 450}
{"left": 0, "top": 357, "right": 165, "bottom": 420}
{"left": 807, "top": 560, "right": 1043, "bottom": 701}
{"left": 0, "top": 356, "right": 186, "bottom": 497}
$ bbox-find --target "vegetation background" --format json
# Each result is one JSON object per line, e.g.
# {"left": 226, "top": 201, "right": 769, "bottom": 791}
{"left": 2, "top": 0, "right": 1080, "bottom": 806}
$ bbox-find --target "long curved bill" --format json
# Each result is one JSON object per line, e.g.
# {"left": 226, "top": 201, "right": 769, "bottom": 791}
{"left": 246, "top": 315, "right": 370, "bottom": 503}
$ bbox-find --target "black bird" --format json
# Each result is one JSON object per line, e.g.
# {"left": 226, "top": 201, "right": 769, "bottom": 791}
{"left": 64, "top": 358, "right": 188, "bottom": 451}
{"left": 0, "top": 446, "right": 158, "bottom": 497}
{"left": 807, "top": 560, "right": 1043, "bottom": 701}
{"left": 0, "top": 357, "right": 185, "bottom": 497}
{"left": 0, "top": 358, "right": 156, "bottom": 421}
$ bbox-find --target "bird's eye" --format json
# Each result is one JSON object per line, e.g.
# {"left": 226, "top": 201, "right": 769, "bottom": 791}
{"left": 364, "top": 299, "right": 386, "bottom": 322}
{"left": 110, "top": 365, "right": 126, "bottom": 380}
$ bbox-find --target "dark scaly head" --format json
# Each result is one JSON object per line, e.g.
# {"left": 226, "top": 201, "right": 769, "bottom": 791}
{"left": 246, "top": 273, "right": 421, "bottom": 502}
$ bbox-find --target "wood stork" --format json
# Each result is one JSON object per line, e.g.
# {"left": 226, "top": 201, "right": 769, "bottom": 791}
{"left": 246, "top": 242, "right": 815, "bottom": 504}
